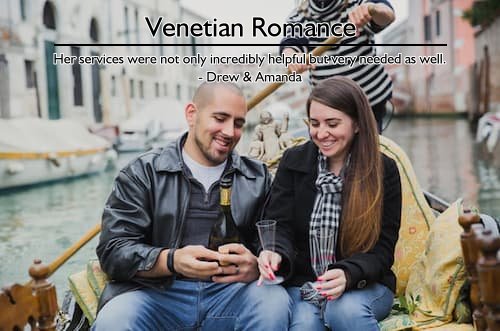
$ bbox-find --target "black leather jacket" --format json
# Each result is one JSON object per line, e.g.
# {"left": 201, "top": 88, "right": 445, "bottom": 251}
{"left": 96, "top": 133, "right": 271, "bottom": 308}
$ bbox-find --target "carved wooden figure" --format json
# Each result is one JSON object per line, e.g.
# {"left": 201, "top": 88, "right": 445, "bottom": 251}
{"left": 0, "top": 259, "right": 57, "bottom": 331}
{"left": 476, "top": 229, "right": 500, "bottom": 331}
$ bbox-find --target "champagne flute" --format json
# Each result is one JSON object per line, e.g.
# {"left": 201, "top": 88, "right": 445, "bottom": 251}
{"left": 302, "top": 228, "right": 335, "bottom": 317}
{"left": 256, "top": 219, "right": 284, "bottom": 285}
{"left": 310, "top": 228, "right": 335, "bottom": 279}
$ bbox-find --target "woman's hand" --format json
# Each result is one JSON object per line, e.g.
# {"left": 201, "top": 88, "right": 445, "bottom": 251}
{"left": 257, "top": 250, "right": 282, "bottom": 286}
{"left": 314, "top": 268, "right": 347, "bottom": 300}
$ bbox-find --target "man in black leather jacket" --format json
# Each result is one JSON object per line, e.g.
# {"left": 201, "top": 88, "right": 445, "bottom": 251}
{"left": 92, "top": 83, "right": 291, "bottom": 331}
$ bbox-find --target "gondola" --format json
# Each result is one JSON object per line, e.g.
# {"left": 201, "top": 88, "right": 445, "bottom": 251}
{"left": 1, "top": 19, "right": 499, "bottom": 331}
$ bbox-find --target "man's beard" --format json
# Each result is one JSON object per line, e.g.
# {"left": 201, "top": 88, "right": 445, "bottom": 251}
{"left": 194, "top": 132, "right": 231, "bottom": 165}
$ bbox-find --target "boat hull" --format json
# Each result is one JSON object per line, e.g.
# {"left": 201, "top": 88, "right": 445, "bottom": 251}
{"left": 0, "top": 150, "right": 114, "bottom": 190}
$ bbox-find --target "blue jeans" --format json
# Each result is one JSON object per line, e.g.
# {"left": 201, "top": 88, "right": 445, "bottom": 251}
{"left": 92, "top": 280, "right": 291, "bottom": 331}
{"left": 287, "top": 283, "right": 393, "bottom": 331}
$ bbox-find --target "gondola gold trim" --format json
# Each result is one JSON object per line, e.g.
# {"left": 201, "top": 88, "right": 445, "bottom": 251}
{"left": 0, "top": 148, "right": 108, "bottom": 160}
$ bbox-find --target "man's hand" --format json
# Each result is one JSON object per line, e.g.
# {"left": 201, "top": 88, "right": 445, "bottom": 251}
{"left": 348, "top": 3, "right": 395, "bottom": 35}
{"left": 283, "top": 48, "right": 314, "bottom": 74}
{"left": 313, "top": 268, "right": 347, "bottom": 301}
{"left": 211, "top": 244, "right": 259, "bottom": 283}
{"left": 348, "top": 3, "right": 372, "bottom": 33}
{"left": 174, "top": 245, "right": 223, "bottom": 279}
{"left": 257, "top": 250, "right": 282, "bottom": 286}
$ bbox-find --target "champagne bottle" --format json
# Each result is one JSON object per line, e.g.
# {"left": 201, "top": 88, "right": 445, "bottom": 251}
{"left": 208, "top": 176, "right": 241, "bottom": 252}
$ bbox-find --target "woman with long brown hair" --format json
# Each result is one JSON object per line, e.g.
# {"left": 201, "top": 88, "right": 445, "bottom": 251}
{"left": 258, "top": 76, "right": 401, "bottom": 330}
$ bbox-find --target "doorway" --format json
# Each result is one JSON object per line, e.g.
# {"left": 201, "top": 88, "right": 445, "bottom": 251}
{"left": 44, "top": 40, "right": 60, "bottom": 119}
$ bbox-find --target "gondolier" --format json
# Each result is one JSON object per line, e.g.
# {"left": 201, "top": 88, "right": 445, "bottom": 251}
{"left": 281, "top": 0, "right": 396, "bottom": 132}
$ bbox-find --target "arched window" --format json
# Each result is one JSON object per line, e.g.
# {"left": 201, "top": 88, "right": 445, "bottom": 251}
{"left": 42, "top": 1, "right": 56, "bottom": 30}
{"left": 90, "top": 18, "right": 99, "bottom": 42}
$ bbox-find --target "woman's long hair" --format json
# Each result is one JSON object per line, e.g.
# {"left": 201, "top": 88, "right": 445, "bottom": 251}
{"left": 306, "top": 76, "right": 383, "bottom": 257}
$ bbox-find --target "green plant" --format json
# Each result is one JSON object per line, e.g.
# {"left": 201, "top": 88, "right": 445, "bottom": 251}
{"left": 463, "top": 0, "right": 500, "bottom": 27}
{"left": 392, "top": 294, "right": 435, "bottom": 316}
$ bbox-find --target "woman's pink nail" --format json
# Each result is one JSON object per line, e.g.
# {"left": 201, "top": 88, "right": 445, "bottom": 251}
{"left": 317, "top": 277, "right": 323, "bottom": 282}
{"left": 316, "top": 286, "right": 322, "bottom": 290}
{"left": 327, "top": 296, "right": 334, "bottom": 301}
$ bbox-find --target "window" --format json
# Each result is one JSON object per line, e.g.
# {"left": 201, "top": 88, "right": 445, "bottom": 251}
{"left": 24, "top": 60, "right": 35, "bottom": 88}
{"left": 124, "top": 6, "right": 130, "bottom": 45}
{"left": 20, "top": 0, "right": 26, "bottom": 20}
{"left": 159, "top": 31, "right": 164, "bottom": 57}
{"left": 176, "top": 84, "right": 181, "bottom": 100}
{"left": 435, "top": 10, "right": 441, "bottom": 37}
{"left": 155, "top": 82, "right": 160, "bottom": 98}
{"left": 90, "top": 18, "right": 99, "bottom": 42}
{"left": 42, "top": 1, "right": 56, "bottom": 29}
{"left": 71, "top": 47, "right": 83, "bottom": 106}
{"left": 135, "top": 8, "right": 140, "bottom": 44}
{"left": 191, "top": 36, "right": 197, "bottom": 56}
{"left": 139, "top": 80, "right": 144, "bottom": 99}
{"left": 130, "top": 79, "right": 135, "bottom": 98}
{"left": 111, "top": 75, "right": 116, "bottom": 97}
{"left": 424, "top": 15, "right": 431, "bottom": 42}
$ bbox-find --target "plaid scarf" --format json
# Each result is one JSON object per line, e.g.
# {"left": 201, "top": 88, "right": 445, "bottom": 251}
{"left": 309, "top": 153, "right": 345, "bottom": 277}
{"left": 300, "top": 153, "right": 348, "bottom": 310}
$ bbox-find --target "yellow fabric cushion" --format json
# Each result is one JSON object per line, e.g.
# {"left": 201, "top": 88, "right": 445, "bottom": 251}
{"left": 68, "top": 270, "right": 99, "bottom": 324}
{"left": 380, "top": 136, "right": 436, "bottom": 296}
{"left": 68, "top": 260, "right": 108, "bottom": 323}
{"left": 419, "top": 323, "right": 475, "bottom": 331}
{"left": 87, "top": 259, "right": 108, "bottom": 298}
{"left": 379, "top": 313, "right": 415, "bottom": 331}
{"left": 379, "top": 316, "right": 474, "bottom": 331}
{"left": 405, "top": 199, "right": 467, "bottom": 329}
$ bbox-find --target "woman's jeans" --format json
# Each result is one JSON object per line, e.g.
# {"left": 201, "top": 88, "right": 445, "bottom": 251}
{"left": 92, "top": 280, "right": 291, "bottom": 331}
{"left": 287, "top": 283, "right": 394, "bottom": 331}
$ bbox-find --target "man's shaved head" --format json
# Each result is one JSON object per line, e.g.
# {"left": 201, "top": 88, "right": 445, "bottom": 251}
{"left": 184, "top": 82, "right": 247, "bottom": 166}
{"left": 192, "top": 82, "right": 245, "bottom": 110}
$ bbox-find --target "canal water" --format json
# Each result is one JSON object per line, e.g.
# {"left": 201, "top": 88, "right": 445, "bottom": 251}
{"left": 0, "top": 118, "right": 498, "bottom": 300}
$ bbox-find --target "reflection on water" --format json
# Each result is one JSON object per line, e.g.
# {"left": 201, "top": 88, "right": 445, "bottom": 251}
{"left": 0, "top": 173, "right": 113, "bottom": 299}
{"left": 384, "top": 118, "right": 500, "bottom": 217}
{"left": 0, "top": 118, "right": 498, "bottom": 299}
{"left": 0, "top": 153, "right": 137, "bottom": 299}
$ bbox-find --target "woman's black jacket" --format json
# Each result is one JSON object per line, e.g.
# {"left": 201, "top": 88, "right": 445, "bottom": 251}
{"left": 264, "top": 140, "right": 402, "bottom": 292}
